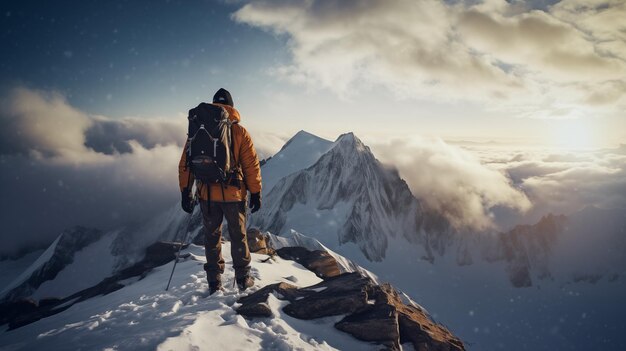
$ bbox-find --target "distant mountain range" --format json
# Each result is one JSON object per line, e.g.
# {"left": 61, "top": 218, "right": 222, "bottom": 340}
{"left": 254, "top": 130, "right": 626, "bottom": 289}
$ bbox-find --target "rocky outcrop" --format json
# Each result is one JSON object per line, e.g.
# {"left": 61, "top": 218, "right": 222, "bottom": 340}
{"left": 275, "top": 246, "right": 340, "bottom": 279}
{"left": 237, "top": 282, "right": 300, "bottom": 318}
{"left": 335, "top": 302, "right": 399, "bottom": 347}
{"left": 247, "top": 228, "right": 272, "bottom": 255}
{"left": 236, "top": 272, "right": 465, "bottom": 351}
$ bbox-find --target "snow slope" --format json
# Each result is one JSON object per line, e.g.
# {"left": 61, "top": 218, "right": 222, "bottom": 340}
{"left": 0, "top": 227, "right": 106, "bottom": 302}
{"left": 0, "top": 242, "right": 382, "bottom": 351}
{"left": 30, "top": 232, "right": 118, "bottom": 300}
{"left": 0, "top": 250, "right": 44, "bottom": 289}
{"left": 0, "top": 204, "right": 199, "bottom": 303}
{"left": 260, "top": 130, "right": 333, "bottom": 194}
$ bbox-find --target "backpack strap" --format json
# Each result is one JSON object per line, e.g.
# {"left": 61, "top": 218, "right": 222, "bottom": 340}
{"left": 223, "top": 119, "right": 242, "bottom": 188}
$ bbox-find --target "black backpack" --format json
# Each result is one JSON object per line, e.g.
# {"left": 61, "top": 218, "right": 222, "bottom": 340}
{"left": 186, "top": 103, "right": 237, "bottom": 184}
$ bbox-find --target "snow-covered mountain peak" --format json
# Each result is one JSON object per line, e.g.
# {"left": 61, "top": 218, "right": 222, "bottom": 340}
{"left": 326, "top": 132, "right": 373, "bottom": 161}
{"left": 333, "top": 132, "right": 365, "bottom": 149}
{"left": 254, "top": 131, "right": 424, "bottom": 261}
{"left": 279, "top": 130, "right": 328, "bottom": 152}
{"left": 261, "top": 130, "right": 333, "bottom": 193}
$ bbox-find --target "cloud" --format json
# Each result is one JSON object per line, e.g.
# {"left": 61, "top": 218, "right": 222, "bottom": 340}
{"left": 551, "top": 0, "right": 626, "bottom": 60}
{"left": 464, "top": 143, "right": 626, "bottom": 225}
{"left": 233, "top": 0, "right": 626, "bottom": 118}
{"left": 0, "top": 87, "right": 188, "bottom": 165}
{"left": 371, "top": 137, "right": 625, "bottom": 232}
{"left": 0, "top": 87, "right": 94, "bottom": 160}
{"left": 514, "top": 148, "right": 626, "bottom": 216}
{"left": 458, "top": 4, "right": 623, "bottom": 81}
{"left": 84, "top": 116, "right": 185, "bottom": 155}
{"left": 370, "top": 137, "right": 531, "bottom": 231}
{"left": 0, "top": 87, "right": 279, "bottom": 257}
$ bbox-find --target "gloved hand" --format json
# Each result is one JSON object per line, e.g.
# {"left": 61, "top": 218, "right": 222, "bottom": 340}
{"left": 181, "top": 188, "right": 194, "bottom": 214}
{"left": 249, "top": 192, "right": 261, "bottom": 213}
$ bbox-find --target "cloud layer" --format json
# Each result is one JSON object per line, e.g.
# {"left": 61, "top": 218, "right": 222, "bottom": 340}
{"left": 371, "top": 138, "right": 531, "bottom": 230}
{"left": 492, "top": 145, "right": 626, "bottom": 221}
{"left": 0, "top": 87, "right": 283, "bottom": 257}
{"left": 234, "top": 0, "right": 626, "bottom": 119}
{"left": 0, "top": 87, "right": 188, "bottom": 163}
{"left": 372, "top": 137, "right": 626, "bottom": 230}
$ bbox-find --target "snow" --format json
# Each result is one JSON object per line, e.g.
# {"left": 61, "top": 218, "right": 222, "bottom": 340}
{"left": 31, "top": 232, "right": 118, "bottom": 300}
{"left": 261, "top": 130, "right": 333, "bottom": 194}
{"left": 0, "top": 242, "right": 377, "bottom": 351}
{"left": 253, "top": 131, "right": 423, "bottom": 261}
{"left": 0, "top": 249, "right": 44, "bottom": 289}
{"left": 267, "top": 230, "right": 379, "bottom": 282}
{"left": 158, "top": 293, "right": 377, "bottom": 351}
{"left": 1, "top": 236, "right": 60, "bottom": 298}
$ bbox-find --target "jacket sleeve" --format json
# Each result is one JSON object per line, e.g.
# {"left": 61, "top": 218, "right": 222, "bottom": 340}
{"left": 237, "top": 126, "right": 262, "bottom": 194}
{"left": 178, "top": 140, "right": 194, "bottom": 192}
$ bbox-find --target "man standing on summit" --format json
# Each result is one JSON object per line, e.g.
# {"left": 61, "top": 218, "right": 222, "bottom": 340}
{"left": 178, "top": 88, "right": 262, "bottom": 295}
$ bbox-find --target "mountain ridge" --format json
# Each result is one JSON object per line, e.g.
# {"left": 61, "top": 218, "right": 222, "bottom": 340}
{"left": 254, "top": 132, "right": 427, "bottom": 261}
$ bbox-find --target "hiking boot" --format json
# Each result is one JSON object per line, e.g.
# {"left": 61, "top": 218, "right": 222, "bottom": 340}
{"left": 236, "top": 275, "right": 254, "bottom": 292}
{"left": 208, "top": 280, "right": 223, "bottom": 295}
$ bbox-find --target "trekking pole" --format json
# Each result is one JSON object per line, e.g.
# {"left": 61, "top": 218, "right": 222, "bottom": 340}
{"left": 246, "top": 192, "right": 255, "bottom": 231}
{"left": 165, "top": 191, "right": 198, "bottom": 291}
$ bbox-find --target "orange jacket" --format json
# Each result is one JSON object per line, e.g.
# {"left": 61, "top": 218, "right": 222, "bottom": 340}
{"left": 178, "top": 103, "right": 262, "bottom": 202}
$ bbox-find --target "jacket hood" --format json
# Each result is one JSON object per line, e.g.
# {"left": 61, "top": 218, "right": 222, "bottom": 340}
{"left": 213, "top": 103, "right": 241, "bottom": 123}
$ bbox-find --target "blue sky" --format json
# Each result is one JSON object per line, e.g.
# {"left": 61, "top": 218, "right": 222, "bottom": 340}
{"left": 0, "top": 0, "right": 286, "bottom": 117}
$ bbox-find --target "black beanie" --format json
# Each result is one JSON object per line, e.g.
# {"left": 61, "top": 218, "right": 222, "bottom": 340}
{"left": 213, "top": 88, "right": 234, "bottom": 107}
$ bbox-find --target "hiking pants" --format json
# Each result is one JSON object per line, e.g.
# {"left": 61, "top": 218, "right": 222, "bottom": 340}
{"left": 200, "top": 201, "right": 251, "bottom": 282}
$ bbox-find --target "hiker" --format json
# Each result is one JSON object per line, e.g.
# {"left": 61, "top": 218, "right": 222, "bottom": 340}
{"left": 178, "top": 88, "right": 262, "bottom": 295}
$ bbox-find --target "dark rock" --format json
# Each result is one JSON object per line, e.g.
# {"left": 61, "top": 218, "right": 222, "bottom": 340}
{"left": 283, "top": 273, "right": 370, "bottom": 319}
{"left": 284, "top": 288, "right": 367, "bottom": 319}
{"left": 0, "top": 298, "right": 38, "bottom": 326}
{"left": 247, "top": 228, "right": 271, "bottom": 254}
{"left": 237, "top": 282, "right": 300, "bottom": 318}
{"left": 38, "top": 297, "right": 62, "bottom": 308}
{"left": 236, "top": 272, "right": 465, "bottom": 351}
{"left": 276, "top": 246, "right": 341, "bottom": 279}
{"left": 236, "top": 301, "right": 273, "bottom": 318}
{"left": 335, "top": 303, "right": 400, "bottom": 345}
{"left": 375, "top": 284, "right": 465, "bottom": 351}
{"left": 237, "top": 273, "right": 370, "bottom": 320}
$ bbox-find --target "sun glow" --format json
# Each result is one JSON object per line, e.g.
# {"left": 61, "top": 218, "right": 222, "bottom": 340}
{"left": 550, "top": 119, "right": 599, "bottom": 150}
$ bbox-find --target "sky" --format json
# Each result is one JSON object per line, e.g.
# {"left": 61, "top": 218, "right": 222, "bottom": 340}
{"left": 0, "top": 0, "right": 625, "bottom": 256}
